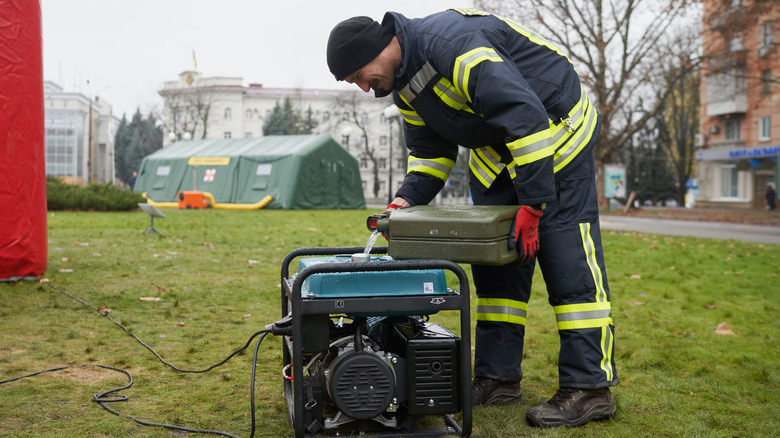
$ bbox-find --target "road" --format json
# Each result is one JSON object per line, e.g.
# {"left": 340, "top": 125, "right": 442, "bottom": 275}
{"left": 599, "top": 215, "right": 780, "bottom": 245}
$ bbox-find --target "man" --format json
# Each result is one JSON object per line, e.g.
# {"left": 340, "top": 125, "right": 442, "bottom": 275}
{"left": 327, "top": 8, "right": 618, "bottom": 428}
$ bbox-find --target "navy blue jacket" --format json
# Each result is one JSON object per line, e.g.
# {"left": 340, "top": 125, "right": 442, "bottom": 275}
{"left": 379, "top": 9, "right": 598, "bottom": 206}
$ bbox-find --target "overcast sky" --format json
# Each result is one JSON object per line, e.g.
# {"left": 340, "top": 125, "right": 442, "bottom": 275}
{"left": 41, "top": 1, "right": 471, "bottom": 119}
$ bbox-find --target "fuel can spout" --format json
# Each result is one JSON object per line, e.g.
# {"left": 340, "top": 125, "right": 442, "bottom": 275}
{"left": 366, "top": 214, "right": 391, "bottom": 234}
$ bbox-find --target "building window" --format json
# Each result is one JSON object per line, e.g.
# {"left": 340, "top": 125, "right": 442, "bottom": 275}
{"left": 380, "top": 135, "right": 388, "bottom": 145}
{"left": 759, "top": 116, "right": 771, "bottom": 141}
{"left": 341, "top": 135, "right": 350, "bottom": 146}
{"left": 224, "top": 132, "right": 232, "bottom": 139}
{"left": 380, "top": 113, "right": 387, "bottom": 124}
{"left": 323, "top": 111, "right": 330, "bottom": 122}
{"left": 397, "top": 158, "right": 406, "bottom": 170}
{"left": 728, "top": 34, "right": 742, "bottom": 52}
{"left": 224, "top": 108, "right": 232, "bottom": 120}
{"left": 725, "top": 119, "right": 741, "bottom": 140}
{"left": 760, "top": 21, "right": 773, "bottom": 48}
{"left": 342, "top": 111, "right": 350, "bottom": 121}
{"left": 761, "top": 70, "right": 772, "bottom": 94}
{"left": 378, "top": 158, "right": 387, "bottom": 170}
{"left": 245, "top": 109, "right": 252, "bottom": 121}
{"left": 360, "top": 158, "right": 368, "bottom": 169}
{"left": 361, "top": 112, "right": 368, "bottom": 124}
{"left": 360, "top": 136, "right": 367, "bottom": 147}
{"left": 720, "top": 165, "right": 738, "bottom": 198}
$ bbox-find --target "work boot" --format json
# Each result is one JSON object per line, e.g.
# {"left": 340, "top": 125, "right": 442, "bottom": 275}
{"left": 526, "top": 387, "right": 616, "bottom": 428}
{"left": 471, "top": 377, "right": 522, "bottom": 406}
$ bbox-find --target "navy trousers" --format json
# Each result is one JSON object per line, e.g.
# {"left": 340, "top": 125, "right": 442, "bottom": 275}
{"left": 471, "top": 152, "right": 618, "bottom": 389}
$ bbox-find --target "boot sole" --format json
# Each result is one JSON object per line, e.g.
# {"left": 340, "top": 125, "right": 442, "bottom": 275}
{"left": 526, "top": 404, "right": 616, "bottom": 428}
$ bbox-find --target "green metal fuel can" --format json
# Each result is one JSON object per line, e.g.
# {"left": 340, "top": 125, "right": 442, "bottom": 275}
{"left": 367, "top": 205, "right": 520, "bottom": 266}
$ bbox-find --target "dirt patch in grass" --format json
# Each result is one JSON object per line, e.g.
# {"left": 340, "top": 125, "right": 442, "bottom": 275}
{"left": 59, "top": 366, "right": 115, "bottom": 383}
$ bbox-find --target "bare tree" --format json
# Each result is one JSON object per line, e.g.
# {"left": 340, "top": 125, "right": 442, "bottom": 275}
{"left": 334, "top": 92, "right": 384, "bottom": 198}
{"left": 157, "top": 86, "right": 213, "bottom": 142}
{"left": 651, "top": 29, "right": 701, "bottom": 206}
{"left": 475, "top": 0, "right": 695, "bottom": 203}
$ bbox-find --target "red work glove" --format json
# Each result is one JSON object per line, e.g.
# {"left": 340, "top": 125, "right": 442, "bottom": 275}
{"left": 514, "top": 205, "right": 543, "bottom": 264}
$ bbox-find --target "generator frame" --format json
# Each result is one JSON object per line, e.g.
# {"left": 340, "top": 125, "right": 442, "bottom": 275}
{"left": 280, "top": 246, "right": 472, "bottom": 438}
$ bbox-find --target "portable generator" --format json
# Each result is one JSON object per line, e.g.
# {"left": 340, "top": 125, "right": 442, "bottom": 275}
{"left": 280, "top": 246, "right": 472, "bottom": 437}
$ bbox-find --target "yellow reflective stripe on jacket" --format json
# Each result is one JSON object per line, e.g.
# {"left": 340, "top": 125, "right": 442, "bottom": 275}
{"left": 554, "top": 90, "right": 598, "bottom": 172}
{"left": 407, "top": 155, "right": 454, "bottom": 181}
{"left": 476, "top": 297, "right": 528, "bottom": 325}
{"left": 468, "top": 146, "right": 505, "bottom": 187}
{"left": 433, "top": 78, "right": 474, "bottom": 114}
{"left": 453, "top": 47, "right": 503, "bottom": 103}
{"left": 506, "top": 127, "right": 555, "bottom": 166}
{"left": 399, "top": 107, "right": 425, "bottom": 126}
{"left": 495, "top": 15, "right": 572, "bottom": 64}
{"left": 553, "top": 301, "right": 612, "bottom": 330}
{"left": 580, "top": 222, "right": 608, "bottom": 303}
{"left": 507, "top": 161, "right": 517, "bottom": 180}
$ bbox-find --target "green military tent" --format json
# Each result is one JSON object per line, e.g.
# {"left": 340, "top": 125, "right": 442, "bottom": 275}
{"left": 134, "top": 135, "right": 366, "bottom": 209}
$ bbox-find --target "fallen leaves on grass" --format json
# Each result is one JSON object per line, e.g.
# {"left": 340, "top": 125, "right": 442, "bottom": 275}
{"left": 713, "top": 322, "right": 736, "bottom": 336}
{"left": 626, "top": 301, "right": 646, "bottom": 306}
{"left": 174, "top": 322, "right": 185, "bottom": 327}
{"left": 157, "top": 286, "right": 167, "bottom": 292}
{"left": 99, "top": 305, "right": 111, "bottom": 315}
{"left": 61, "top": 257, "right": 72, "bottom": 262}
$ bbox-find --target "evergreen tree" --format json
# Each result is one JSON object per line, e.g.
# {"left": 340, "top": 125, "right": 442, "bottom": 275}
{"left": 113, "top": 108, "right": 163, "bottom": 185}
{"left": 262, "top": 98, "right": 317, "bottom": 135}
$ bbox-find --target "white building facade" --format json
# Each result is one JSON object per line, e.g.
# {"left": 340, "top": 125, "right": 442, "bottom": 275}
{"left": 44, "top": 81, "right": 117, "bottom": 185}
{"left": 158, "top": 71, "right": 408, "bottom": 204}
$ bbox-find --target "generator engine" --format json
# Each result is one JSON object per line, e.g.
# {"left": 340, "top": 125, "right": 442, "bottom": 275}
{"left": 296, "top": 315, "right": 461, "bottom": 433}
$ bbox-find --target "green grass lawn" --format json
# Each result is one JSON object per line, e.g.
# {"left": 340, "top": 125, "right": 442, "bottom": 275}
{"left": 1, "top": 209, "right": 778, "bottom": 437}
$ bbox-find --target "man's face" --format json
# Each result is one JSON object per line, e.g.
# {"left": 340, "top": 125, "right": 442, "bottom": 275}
{"left": 343, "top": 54, "right": 395, "bottom": 94}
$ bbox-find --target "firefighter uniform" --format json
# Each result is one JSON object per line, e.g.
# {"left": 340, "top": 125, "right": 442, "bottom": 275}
{"left": 380, "top": 9, "right": 618, "bottom": 389}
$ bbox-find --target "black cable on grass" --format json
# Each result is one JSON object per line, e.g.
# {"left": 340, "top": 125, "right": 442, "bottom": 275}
{"left": 43, "top": 280, "right": 271, "bottom": 374}
{"left": 0, "top": 280, "right": 274, "bottom": 437}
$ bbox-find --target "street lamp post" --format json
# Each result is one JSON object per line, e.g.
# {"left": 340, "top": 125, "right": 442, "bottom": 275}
{"left": 383, "top": 104, "right": 401, "bottom": 202}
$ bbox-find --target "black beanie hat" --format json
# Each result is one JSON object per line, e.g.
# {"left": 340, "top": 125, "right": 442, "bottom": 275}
{"left": 327, "top": 16, "right": 394, "bottom": 81}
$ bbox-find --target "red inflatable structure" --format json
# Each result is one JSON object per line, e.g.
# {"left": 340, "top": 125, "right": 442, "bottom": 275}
{"left": 0, "top": 0, "right": 48, "bottom": 280}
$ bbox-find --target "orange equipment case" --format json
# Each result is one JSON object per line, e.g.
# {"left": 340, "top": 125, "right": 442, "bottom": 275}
{"left": 178, "top": 191, "right": 208, "bottom": 209}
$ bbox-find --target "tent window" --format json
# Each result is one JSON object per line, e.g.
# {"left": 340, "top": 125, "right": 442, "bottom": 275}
{"left": 157, "top": 166, "right": 171, "bottom": 176}
{"left": 253, "top": 163, "right": 272, "bottom": 189}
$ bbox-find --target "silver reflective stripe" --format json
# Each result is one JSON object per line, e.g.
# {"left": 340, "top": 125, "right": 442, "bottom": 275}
{"left": 476, "top": 304, "right": 527, "bottom": 319}
{"left": 554, "top": 99, "right": 597, "bottom": 169}
{"left": 510, "top": 136, "right": 551, "bottom": 160}
{"left": 408, "top": 159, "right": 452, "bottom": 175}
{"left": 476, "top": 146, "right": 504, "bottom": 173}
{"left": 402, "top": 111, "right": 425, "bottom": 124}
{"left": 399, "top": 62, "right": 439, "bottom": 104}
{"left": 469, "top": 157, "right": 494, "bottom": 184}
{"left": 555, "top": 308, "right": 612, "bottom": 322}
{"left": 433, "top": 81, "right": 469, "bottom": 107}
